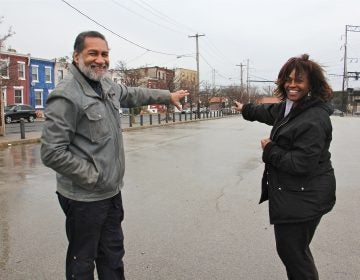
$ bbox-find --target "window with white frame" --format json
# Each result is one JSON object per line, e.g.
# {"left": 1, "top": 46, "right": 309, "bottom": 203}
{"left": 45, "top": 66, "right": 52, "bottom": 83}
{"left": 1, "top": 87, "right": 7, "bottom": 105}
{"left": 35, "top": 89, "right": 43, "bottom": 108}
{"left": 31, "top": 65, "right": 39, "bottom": 82}
{"left": 18, "top": 61, "right": 25, "bottom": 80}
{"left": 14, "top": 86, "right": 23, "bottom": 104}
{"left": 57, "top": 69, "right": 64, "bottom": 81}
{"left": 0, "top": 59, "right": 9, "bottom": 78}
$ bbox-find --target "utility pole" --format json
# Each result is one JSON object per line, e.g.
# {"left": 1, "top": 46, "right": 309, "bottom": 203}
{"left": 236, "top": 63, "right": 246, "bottom": 88}
{"left": 211, "top": 68, "right": 216, "bottom": 92}
{"left": 189, "top": 33, "right": 205, "bottom": 118}
{"left": 342, "top": 25, "right": 360, "bottom": 112}
{"left": 342, "top": 25, "right": 348, "bottom": 93}
{"left": 246, "top": 59, "right": 250, "bottom": 103}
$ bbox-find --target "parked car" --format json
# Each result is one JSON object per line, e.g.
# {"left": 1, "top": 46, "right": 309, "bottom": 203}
{"left": 181, "top": 108, "right": 192, "bottom": 114}
{"left": 4, "top": 104, "right": 37, "bottom": 124}
{"left": 192, "top": 107, "right": 209, "bottom": 114}
{"left": 333, "top": 109, "right": 344, "bottom": 117}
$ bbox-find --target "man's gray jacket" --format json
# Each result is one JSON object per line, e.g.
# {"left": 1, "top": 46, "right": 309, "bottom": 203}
{"left": 41, "top": 64, "right": 171, "bottom": 201}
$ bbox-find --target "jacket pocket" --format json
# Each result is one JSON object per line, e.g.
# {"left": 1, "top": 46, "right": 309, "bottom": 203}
{"left": 270, "top": 182, "right": 320, "bottom": 223}
{"left": 84, "top": 103, "right": 110, "bottom": 142}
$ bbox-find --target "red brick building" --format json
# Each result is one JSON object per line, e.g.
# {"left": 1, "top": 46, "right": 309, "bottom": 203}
{"left": 1, "top": 51, "right": 31, "bottom": 105}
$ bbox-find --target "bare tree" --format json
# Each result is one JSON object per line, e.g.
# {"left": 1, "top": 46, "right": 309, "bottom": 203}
{"left": 0, "top": 16, "right": 15, "bottom": 135}
{"left": 0, "top": 17, "right": 15, "bottom": 51}
{"left": 116, "top": 61, "right": 142, "bottom": 88}
{"left": 56, "top": 56, "right": 71, "bottom": 69}
{"left": 261, "top": 84, "right": 275, "bottom": 96}
{"left": 115, "top": 61, "right": 143, "bottom": 121}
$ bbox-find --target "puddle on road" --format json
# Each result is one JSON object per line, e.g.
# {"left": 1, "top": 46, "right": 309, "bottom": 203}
{"left": 0, "top": 144, "right": 44, "bottom": 185}
{"left": 0, "top": 143, "right": 47, "bottom": 270}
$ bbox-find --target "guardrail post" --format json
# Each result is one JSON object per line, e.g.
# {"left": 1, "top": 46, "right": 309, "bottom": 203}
{"left": 158, "top": 114, "right": 161, "bottom": 124}
{"left": 20, "top": 118, "right": 25, "bottom": 139}
{"left": 172, "top": 113, "right": 175, "bottom": 122}
{"left": 140, "top": 115, "right": 143, "bottom": 126}
{"left": 149, "top": 114, "right": 153, "bottom": 125}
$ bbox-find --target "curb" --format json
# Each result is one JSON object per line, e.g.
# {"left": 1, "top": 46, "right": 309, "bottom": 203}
{"left": 0, "top": 138, "right": 41, "bottom": 149}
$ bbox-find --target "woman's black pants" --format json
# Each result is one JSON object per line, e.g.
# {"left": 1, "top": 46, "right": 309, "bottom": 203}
{"left": 57, "top": 192, "right": 125, "bottom": 280}
{"left": 274, "top": 217, "right": 321, "bottom": 280}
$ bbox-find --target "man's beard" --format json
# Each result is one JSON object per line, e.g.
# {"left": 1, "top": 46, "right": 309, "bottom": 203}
{"left": 78, "top": 57, "right": 108, "bottom": 81}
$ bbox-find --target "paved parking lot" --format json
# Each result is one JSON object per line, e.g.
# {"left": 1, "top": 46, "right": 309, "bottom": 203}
{"left": 0, "top": 116, "right": 359, "bottom": 279}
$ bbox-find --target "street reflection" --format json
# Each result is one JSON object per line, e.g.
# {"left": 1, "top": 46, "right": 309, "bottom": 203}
{"left": 0, "top": 143, "right": 45, "bottom": 270}
{"left": 0, "top": 144, "right": 41, "bottom": 183}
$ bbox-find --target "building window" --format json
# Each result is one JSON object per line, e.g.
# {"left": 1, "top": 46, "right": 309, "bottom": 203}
{"left": 14, "top": 86, "right": 23, "bottom": 104}
{"left": 0, "top": 59, "right": 9, "bottom": 78}
{"left": 35, "top": 89, "right": 43, "bottom": 108}
{"left": 1, "top": 87, "right": 7, "bottom": 105}
{"left": 18, "top": 62, "right": 25, "bottom": 80}
{"left": 57, "top": 69, "right": 63, "bottom": 81}
{"left": 32, "top": 65, "right": 39, "bottom": 82}
{"left": 45, "top": 66, "right": 52, "bottom": 83}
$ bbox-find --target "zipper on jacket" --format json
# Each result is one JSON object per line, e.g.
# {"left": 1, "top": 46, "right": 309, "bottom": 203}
{"left": 103, "top": 94, "right": 122, "bottom": 192}
{"left": 270, "top": 115, "right": 291, "bottom": 140}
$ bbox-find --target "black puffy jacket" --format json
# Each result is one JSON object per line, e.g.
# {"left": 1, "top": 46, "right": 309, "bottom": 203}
{"left": 242, "top": 97, "right": 336, "bottom": 224}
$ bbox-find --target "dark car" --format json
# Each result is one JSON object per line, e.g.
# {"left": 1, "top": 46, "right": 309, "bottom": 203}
{"left": 4, "top": 104, "right": 37, "bottom": 124}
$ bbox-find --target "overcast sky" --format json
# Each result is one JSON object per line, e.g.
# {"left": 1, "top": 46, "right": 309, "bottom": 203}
{"left": 1, "top": 0, "right": 360, "bottom": 91}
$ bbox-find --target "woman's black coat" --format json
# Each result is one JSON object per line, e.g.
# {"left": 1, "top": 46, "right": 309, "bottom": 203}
{"left": 242, "top": 97, "right": 336, "bottom": 224}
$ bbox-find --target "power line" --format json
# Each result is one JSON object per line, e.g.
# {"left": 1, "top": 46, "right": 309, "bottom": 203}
{"left": 60, "top": 0, "right": 182, "bottom": 56}
{"left": 114, "top": 0, "right": 237, "bottom": 80}
{"left": 133, "top": 0, "right": 198, "bottom": 34}
{"left": 203, "top": 38, "right": 234, "bottom": 65}
{"left": 111, "top": 0, "right": 185, "bottom": 35}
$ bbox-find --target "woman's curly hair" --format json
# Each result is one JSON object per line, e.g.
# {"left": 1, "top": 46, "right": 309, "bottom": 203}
{"left": 274, "top": 54, "right": 333, "bottom": 101}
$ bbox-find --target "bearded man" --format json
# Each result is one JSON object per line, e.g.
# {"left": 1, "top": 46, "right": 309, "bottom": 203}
{"left": 41, "top": 31, "right": 188, "bottom": 280}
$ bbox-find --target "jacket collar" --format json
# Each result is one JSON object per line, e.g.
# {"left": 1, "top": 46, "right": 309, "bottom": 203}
{"left": 291, "top": 96, "right": 333, "bottom": 117}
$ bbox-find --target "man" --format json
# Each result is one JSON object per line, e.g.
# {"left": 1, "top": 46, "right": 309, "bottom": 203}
{"left": 41, "top": 31, "right": 188, "bottom": 280}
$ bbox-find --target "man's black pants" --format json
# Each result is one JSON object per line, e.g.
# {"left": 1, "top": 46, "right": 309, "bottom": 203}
{"left": 57, "top": 192, "right": 125, "bottom": 280}
{"left": 274, "top": 217, "right": 321, "bottom": 280}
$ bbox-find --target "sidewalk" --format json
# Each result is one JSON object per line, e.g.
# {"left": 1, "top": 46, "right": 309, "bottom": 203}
{"left": 0, "top": 131, "right": 41, "bottom": 149}
{"left": 0, "top": 114, "right": 234, "bottom": 149}
{"left": 0, "top": 121, "right": 198, "bottom": 149}
{"left": 0, "top": 121, "right": 199, "bottom": 149}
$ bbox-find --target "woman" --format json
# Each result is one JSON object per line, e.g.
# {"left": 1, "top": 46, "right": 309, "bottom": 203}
{"left": 235, "top": 54, "right": 336, "bottom": 279}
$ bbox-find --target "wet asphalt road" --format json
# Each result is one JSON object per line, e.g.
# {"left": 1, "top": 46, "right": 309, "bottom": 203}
{"left": 0, "top": 116, "right": 359, "bottom": 280}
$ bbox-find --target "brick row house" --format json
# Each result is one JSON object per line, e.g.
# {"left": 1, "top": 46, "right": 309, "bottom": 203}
{"left": 108, "top": 66, "right": 197, "bottom": 113}
{"left": 0, "top": 51, "right": 30, "bottom": 106}
{"left": 1, "top": 50, "right": 197, "bottom": 120}
{"left": 29, "top": 57, "right": 55, "bottom": 110}
{"left": 0, "top": 50, "right": 55, "bottom": 112}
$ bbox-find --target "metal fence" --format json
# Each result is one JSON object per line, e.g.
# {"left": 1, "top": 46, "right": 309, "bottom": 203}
{"left": 121, "top": 110, "right": 239, "bottom": 128}
{"left": 3, "top": 110, "right": 240, "bottom": 137}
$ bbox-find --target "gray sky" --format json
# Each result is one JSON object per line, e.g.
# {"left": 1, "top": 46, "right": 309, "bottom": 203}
{"left": 1, "top": 0, "right": 360, "bottom": 91}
